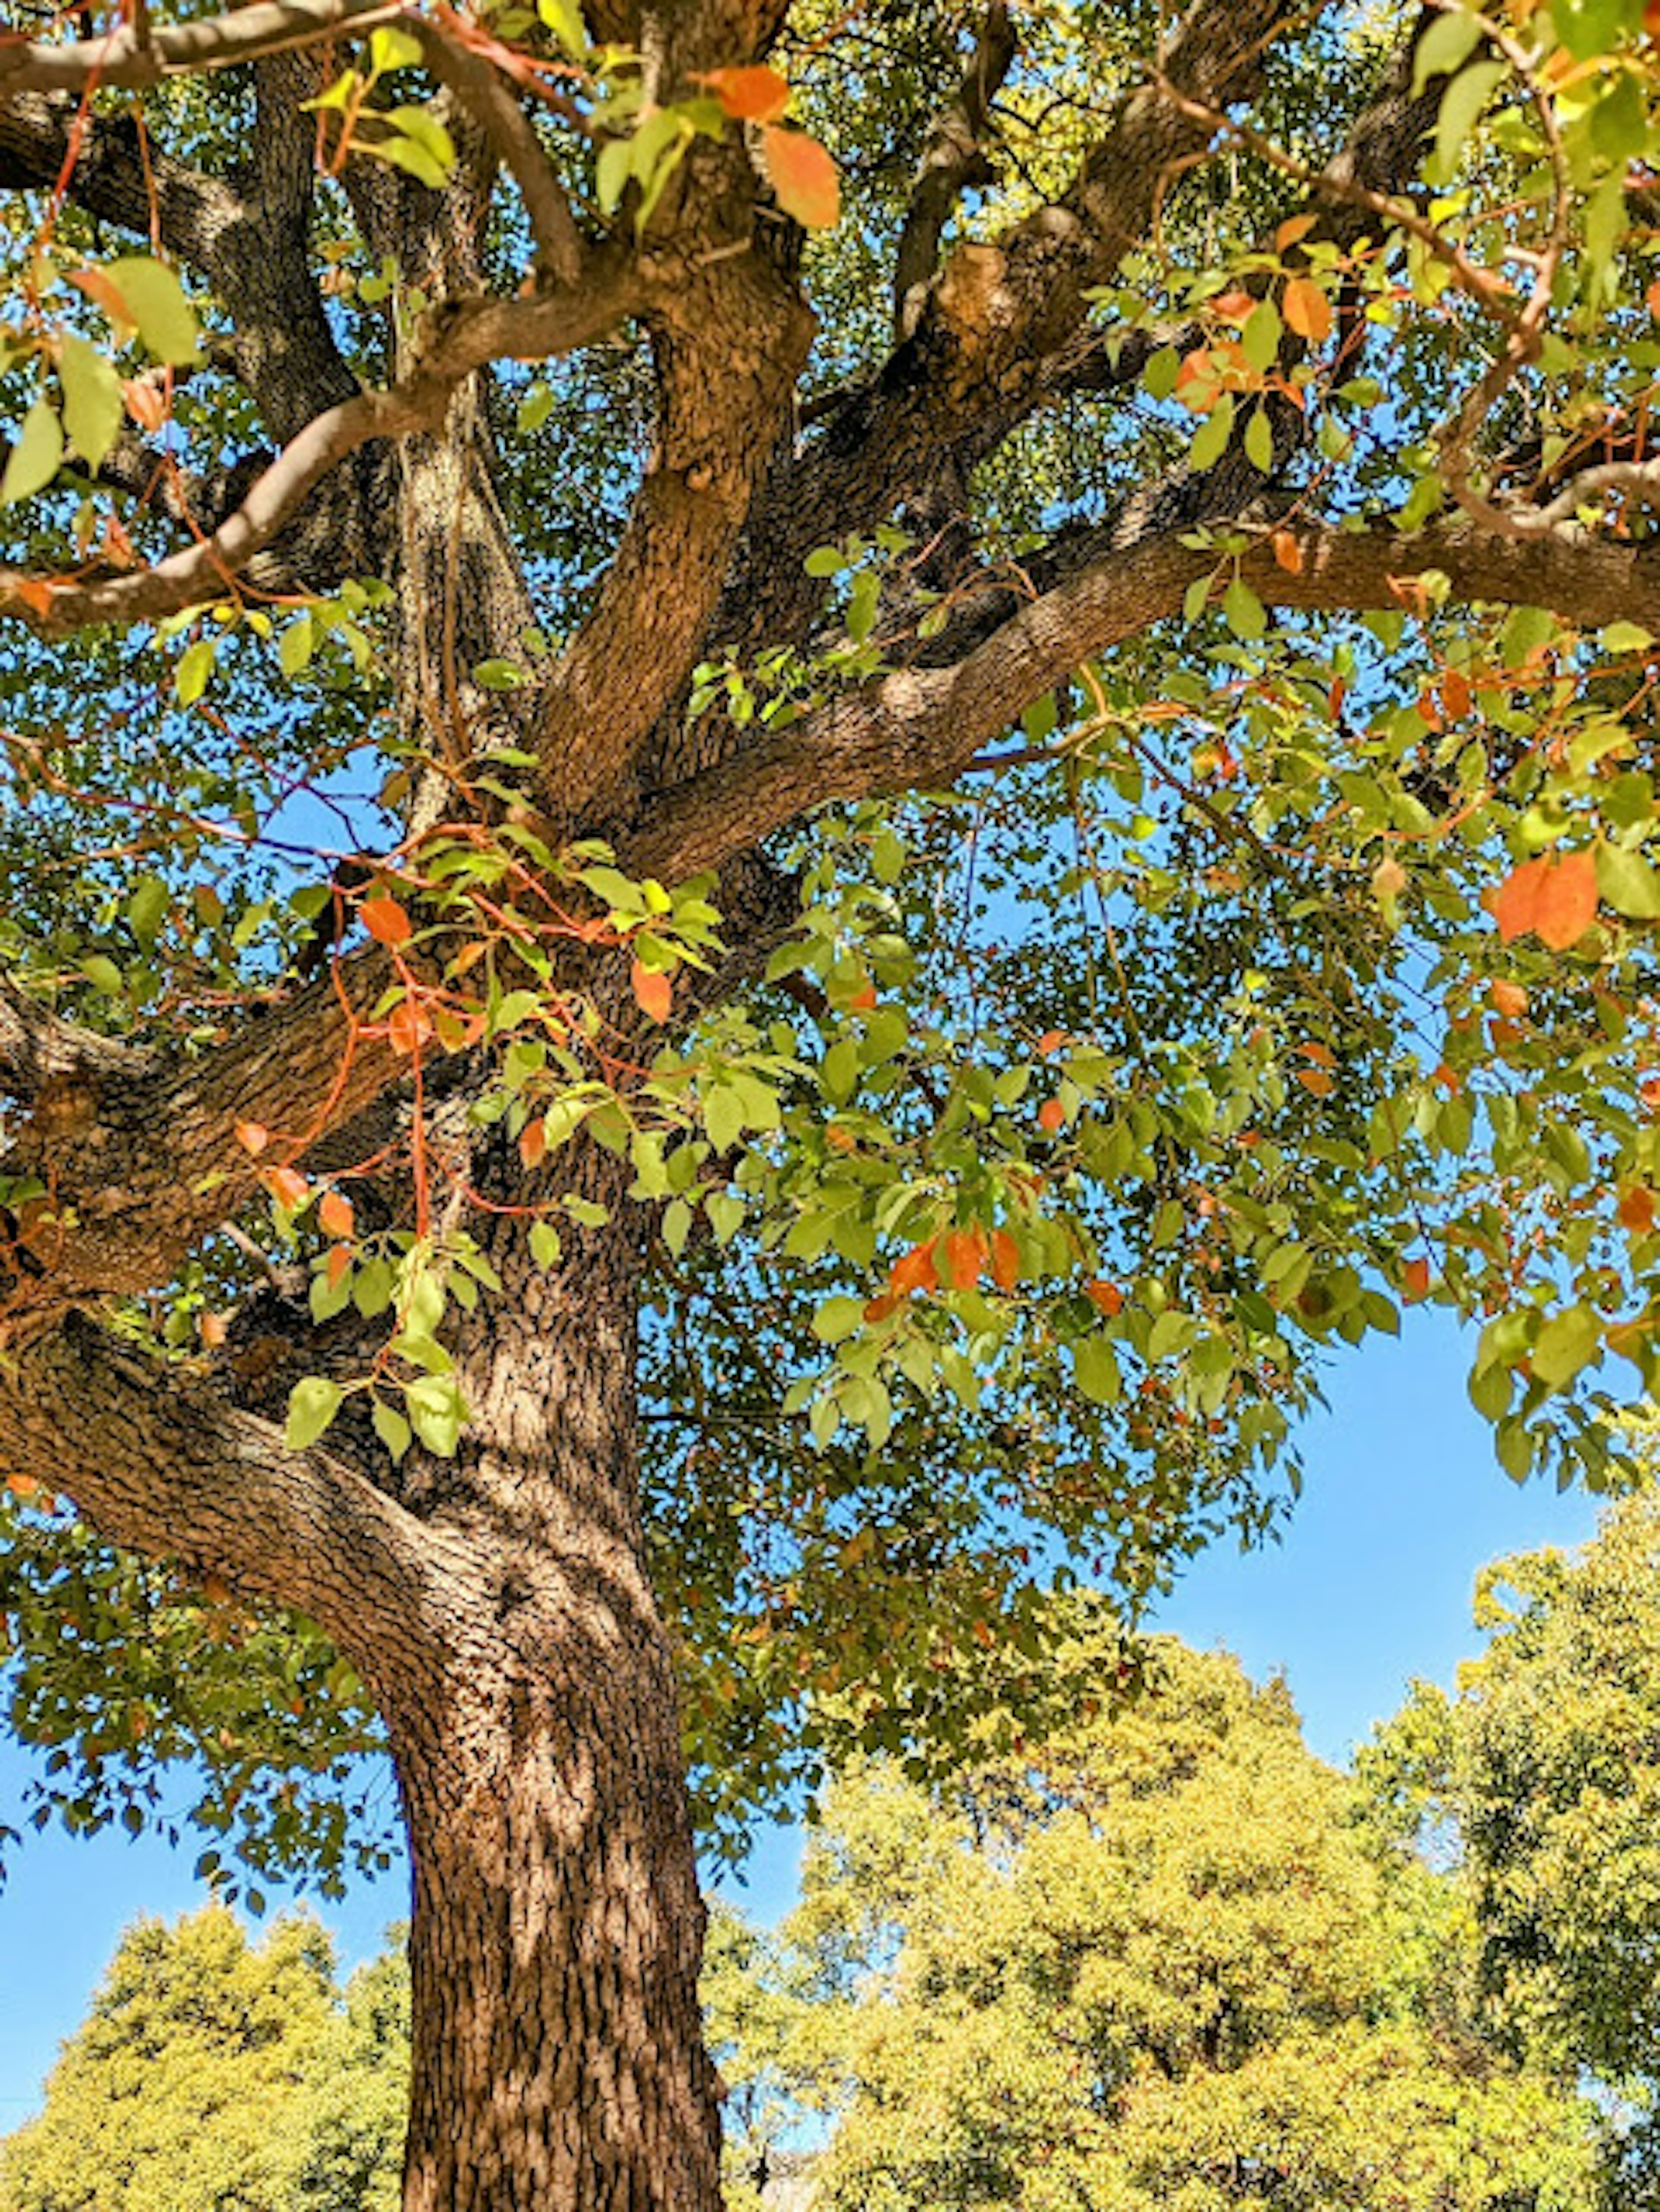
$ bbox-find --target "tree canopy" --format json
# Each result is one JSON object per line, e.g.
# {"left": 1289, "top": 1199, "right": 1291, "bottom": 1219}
{"left": 0, "top": 1906, "right": 409, "bottom": 2212}
{"left": 1366, "top": 1478, "right": 1660, "bottom": 2204}
{"left": 706, "top": 1636, "right": 1601, "bottom": 2209}
{"left": 5, "top": 0, "right": 1660, "bottom": 2197}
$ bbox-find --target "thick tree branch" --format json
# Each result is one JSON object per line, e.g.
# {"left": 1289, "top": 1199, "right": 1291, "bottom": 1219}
{"left": 624, "top": 520, "right": 1660, "bottom": 885}
{"left": 0, "top": 945, "right": 417, "bottom": 1322}
{"left": 649, "top": 0, "right": 1299, "bottom": 797}
{"left": 0, "top": 92, "right": 245, "bottom": 271}
{"left": 892, "top": 2, "right": 1017, "bottom": 341}
{"left": 0, "top": 1312, "right": 440, "bottom": 1689}
{"left": 0, "top": 0, "right": 406, "bottom": 95}
{"left": 0, "top": 259, "right": 642, "bottom": 637}
{"left": 530, "top": 230, "right": 814, "bottom": 815}
{"left": 0, "top": 978, "right": 143, "bottom": 1105}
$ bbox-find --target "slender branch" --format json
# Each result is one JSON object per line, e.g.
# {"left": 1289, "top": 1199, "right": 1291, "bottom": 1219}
{"left": 0, "top": 258, "right": 642, "bottom": 637}
{"left": 892, "top": 2, "right": 1017, "bottom": 340}
{"left": 0, "top": 0, "right": 408, "bottom": 95}
{"left": 410, "top": 14, "right": 584, "bottom": 285}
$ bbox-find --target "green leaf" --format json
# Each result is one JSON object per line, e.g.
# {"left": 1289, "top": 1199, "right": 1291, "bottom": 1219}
{"left": 175, "top": 636, "right": 217, "bottom": 706}
{"left": 80, "top": 954, "right": 123, "bottom": 995}
{"left": 529, "top": 1219, "right": 562, "bottom": 1269}
{"left": 406, "top": 1375, "right": 465, "bottom": 1457}
{"left": 518, "top": 381, "right": 555, "bottom": 434}
{"left": 1530, "top": 1305, "right": 1601, "bottom": 1390}
{"left": 368, "top": 23, "right": 425, "bottom": 72}
{"left": 813, "top": 1295, "right": 866, "bottom": 1344}
{"left": 279, "top": 616, "right": 315, "bottom": 677}
{"left": 1430, "top": 61, "right": 1506, "bottom": 183}
{"left": 1189, "top": 390, "right": 1235, "bottom": 472}
{"left": 104, "top": 256, "right": 201, "bottom": 366}
{"left": 1597, "top": 841, "right": 1660, "bottom": 920}
{"left": 1222, "top": 578, "right": 1266, "bottom": 640}
{"left": 1073, "top": 1335, "right": 1122, "bottom": 1405}
{"left": 596, "top": 136, "right": 633, "bottom": 214}
{"left": 1413, "top": 6, "right": 1482, "bottom": 92}
{"left": 126, "top": 875, "right": 169, "bottom": 948}
{"left": 1553, "top": 0, "right": 1637, "bottom": 61}
{"left": 1242, "top": 298, "right": 1282, "bottom": 373}
{"left": 57, "top": 334, "right": 123, "bottom": 472}
{"left": 1244, "top": 405, "right": 1273, "bottom": 473}
{"left": 285, "top": 1376, "right": 345, "bottom": 1452}
{"left": 536, "top": 0, "right": 588, "bottom": 51}
{"left": 372, "top": 1399, "right": 412, "bottom": 1460}
{"left": 1, "top": 396, "right": 65, "bottom": 505}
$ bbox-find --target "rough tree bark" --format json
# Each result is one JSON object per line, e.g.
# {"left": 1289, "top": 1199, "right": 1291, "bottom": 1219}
{"left": 0, "top": 0, "right": 1647, "bottom": 2204}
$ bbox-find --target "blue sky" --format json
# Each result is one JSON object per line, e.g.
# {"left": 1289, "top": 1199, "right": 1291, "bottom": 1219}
{"left": 0, "top": 1305, "right": 1603, "bottom": 2123}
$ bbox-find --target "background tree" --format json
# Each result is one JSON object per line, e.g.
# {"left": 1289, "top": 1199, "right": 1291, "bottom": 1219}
{"left": 3, "top": 0, "right": 1660, "bottom": 2201}
{"left": 707, "top": 1635, "right": 1596, "bottom": 2210}
{"left": 1365, "top": 1481, "right": 1660, "bottom": 2205}
{"left": 0, "top": 1906, "right": 409, "bottom": 2212}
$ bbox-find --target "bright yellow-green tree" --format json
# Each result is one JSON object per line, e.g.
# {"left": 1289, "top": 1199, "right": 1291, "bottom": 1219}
{"left": 0, "top": 1907, "right": 408, "bottom": 2212}
{"left": 1366, "top": 1482, "right": 1660, "bottom": 2206}
{"left": 710, "top": 1639, "right": 1597, "bottom": 2210}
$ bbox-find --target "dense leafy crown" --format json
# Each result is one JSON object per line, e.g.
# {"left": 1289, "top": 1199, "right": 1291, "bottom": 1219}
{"left": 2, "top": 0, "right": 1660, "bottom": 1879}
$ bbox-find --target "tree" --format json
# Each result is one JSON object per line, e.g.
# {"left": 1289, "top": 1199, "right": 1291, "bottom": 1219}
{"left": 1365, "top": 1481, "right": 1660, "bottom": 2202}
{"left": 0, "top": 1905, "right": 408, "bottom": 2212}
{"left": 2, "top": 0, "right": 1660, "bottom": 2200}
{"left": 708, "top": 1637, "right": 1596, "bottom": 2209}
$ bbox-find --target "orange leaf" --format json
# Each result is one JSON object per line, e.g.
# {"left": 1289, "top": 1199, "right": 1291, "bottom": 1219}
{"left": 863, "top": 1292, "right": 900, "bottom": 1324}
{"left": 1402, "top": 1256, "right": 1431, "bottom": 1302}
{"left": 889, "top": 1239, "right": 939, "bottom": 1296}
{"left": 1620, "top": 1184, "right": 1657, "bottom": 1232}
{"left": 632, "top": 960, "right": 673, "bottom": 1023}
{"left": 198, "top": 1311, "right": 229, "bottom": 1348}
{"left": 1490, "top": 856, "right": 1547, "bottom": 942}
{"left": 1212, "top": 289, "right": 1254, "bottom": 322}
{"left": 1036, "top": 1029, "right": 1066, "bottom": 1056}
{"left": 760, "top": 124, "right": 840, "bottom": 228}
{"left": 387, "top": 998, "right": 434, "bottom": 1056}
{"left": 326, "top": 1242, "right": 353, "bottom": 1289}
{"left": 1295, "top": 1066, "right": 1335, "bottom": 1097}
{"left": 1489, "top": 979, "right": 1529, "bottom": 1018}
{"left": 318, "top": 1189, "right": 354, "bottom": 1240}
{"left": 847, "top": 983, "right": 877, "bottom": 1012}
{"left": 15, "top": 576, "right": 59, "bottom": 619}
{"left": 234, "top": 1119, "right": 270, "bottom": 1155}
{"left": 1533, "top": 850, "right": 1599, "bottom": 949}
{"left": 944, "top": 1229, "right": 988, "bottom": 1290}
{"left": 122, "top": 377, "right": 167, "bottom": 433}
{"left": 6, "top": 1474, "right": 42, "bottom": 1500}
{"left": 1282, "top": 276, "right": 1331, "bottom": 343}
{"left": 1085, "top": 1280, "right": 1124, "bottom": 1317}
{"left": 1038, "top": 1097, "right": 1066, "bottom": 1133}
{"left": 361, "top": 896, "right": 412, "bottom": 945}
{"left": 1275, "top": 213, "right": 1318, "bottom": 252}
{"left": 265, "top": 1165, "right": 310, "bottom": 1211}
{"left": 1270, "top": 528, "right": 1304, "bottom": 574}
{"left": 990, "top": 1229, "right": 1021, "bottom": 1291}
{"left": 1440, "top": 669, "right": 1472, "bottom": 720}
{"left": 694, "top": 64, "right": 791, "bottom": 121}
{"left": 520, "top": 1115, "right": 549, "bottom": 1169}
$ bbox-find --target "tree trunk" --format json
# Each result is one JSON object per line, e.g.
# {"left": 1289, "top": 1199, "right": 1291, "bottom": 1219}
{"left": 382, "top": 1186, "right": 724, "bottom": 2211}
